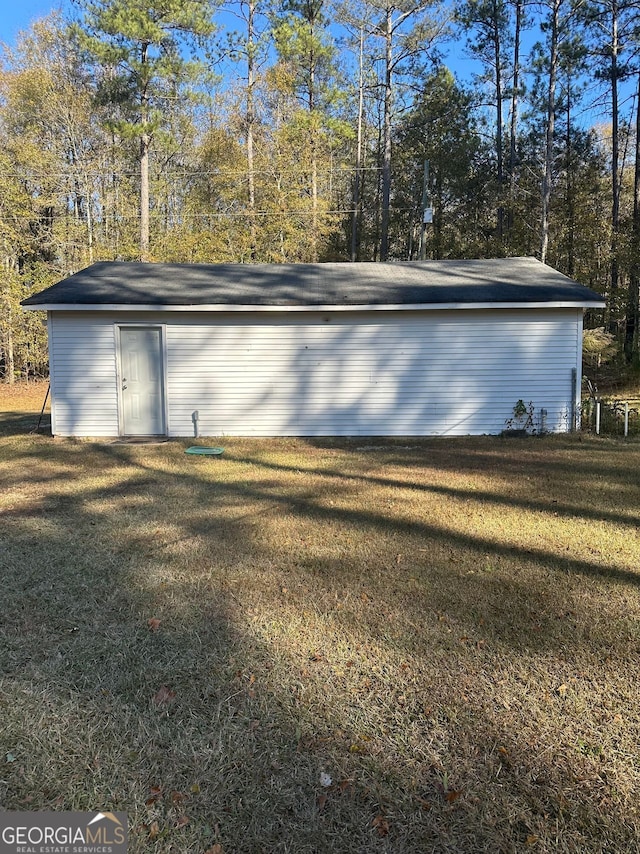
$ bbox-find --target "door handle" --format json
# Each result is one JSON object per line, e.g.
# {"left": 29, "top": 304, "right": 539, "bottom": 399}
{"left": 122, "top": 378, "right": 127, "bottom": 390}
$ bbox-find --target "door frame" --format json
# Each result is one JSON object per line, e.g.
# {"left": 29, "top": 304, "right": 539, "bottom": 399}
{"left": 115, "top": 323, "right": 168, "bottom": 436}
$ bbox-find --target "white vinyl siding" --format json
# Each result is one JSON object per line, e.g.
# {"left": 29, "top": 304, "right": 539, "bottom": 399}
{"left": 49, "top": 313, "right": 119, "bottom": 436}
{"left": 48, "top": 308, "right": 582, "bottom": 437}
{"left": 164, "top": 309, "right": 579, "bottom": 436}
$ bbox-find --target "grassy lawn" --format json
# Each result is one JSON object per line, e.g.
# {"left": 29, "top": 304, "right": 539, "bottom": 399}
{"left": 1, "top": 382, "right": 640, "bottom": 853}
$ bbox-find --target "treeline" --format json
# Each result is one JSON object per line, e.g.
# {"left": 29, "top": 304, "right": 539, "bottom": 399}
{"left": 1, "top": 0, "right": 639, "bottom": 381}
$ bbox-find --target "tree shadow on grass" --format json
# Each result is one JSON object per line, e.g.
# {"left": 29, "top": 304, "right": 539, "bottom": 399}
{"left": 0, "top": 467, "right": 435, "bottom": 852}
{"left": 0, "top": 410, "right": 50, "bottom": 436}
{"left": 221, "top": 447, "right": 640, "bottom": 531}
{"left": 1, "top": 435, "right": 639, "bottom": 851}
{"left": 306, "top": 433, "right": 640, "bottom": 488}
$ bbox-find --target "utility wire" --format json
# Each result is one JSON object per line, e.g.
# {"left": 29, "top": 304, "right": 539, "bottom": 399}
{"left": 0, "top": 165, "right": 386, "bottom": 180}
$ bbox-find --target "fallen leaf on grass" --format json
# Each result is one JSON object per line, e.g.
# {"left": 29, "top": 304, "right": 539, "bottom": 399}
{"left": 204, "top": 845, "right": 223, "bottom": 854}
{"left": 145, "top": 785, "right": 163, "bottom": 806}
{"left": 371, "top": 815, "right": 389, "bottom": 837}
{"left": 171, "top": 791, "right": 185, "bottom": 805}
{"left": 174, "top": 815, "right": 189, "bottom": 828}
{"left": 147, "top": 618, "right": 161, "bottom": 632}
{"left": 153, "top": 685, "right": 177, "bottom": 706}
{"left": 147, "top": 821, "right": 160, "bottom": 840}
{"left": 349, "top": 733, "right": 372, "bottom": 754}
{"left": 445, "top": 789, "right": 462, "bottom": 803}
{"left": 317, "top": 794, "right": 328, "bottom": 811}
{"left": 526, "top": 834, "right": 539, "bottom": 845}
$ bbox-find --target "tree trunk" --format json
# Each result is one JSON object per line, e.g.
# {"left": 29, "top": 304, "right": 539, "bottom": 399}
{"left": 625, "top": 69, "right": 640, "bottom": 362}
{"left": 310, "top": 142, "right": 318, "bottom": 262}
{"left": 309, "top": 7, "right": 318, "bottom": 262}
{"left": 540, "top": 0, "right": 559, "bottom": 264}
{"left": 434, "top": 169, "right": 443, "bottom": 259}
{"left": 5, "top": 324, "right": 15, "bottom": 384}
{"left": 140, "top": 132, "right": 150, "bottom": 260}
{"left": 508, "top": 0, "right": 522, "bottom": 239}
{"left": 380, "top": 6, "right": 393, "bottom": 262}
{"left": 609, "top": 0, "right": 620, "bottom": 333}
{"left": 246, "top": 0, "right": 257, "bottom": 260}
{"left": 2, "top": 267, "right": 15, "bottom": 385}
{"left": 565, "top": 80, "right": 575, "bottom": 276}
{"left": 85, "top": 171, "right": 94, "bottom": 265}
{"left": 493, "top": 0, "right": 504, "bottom": 242}
{"left": 351, "top": 25, "right": 364, "bottom": 262}
{"left": 140, "top": 42, "right": 150, "bottom": 262}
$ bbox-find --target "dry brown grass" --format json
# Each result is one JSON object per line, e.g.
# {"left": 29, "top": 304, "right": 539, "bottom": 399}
{"left": 1, "top": 383, "right": 640, "bottom": 853}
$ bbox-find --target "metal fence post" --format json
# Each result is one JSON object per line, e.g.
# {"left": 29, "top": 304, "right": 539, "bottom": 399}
{"left": 624, "top": 402, "right": 629, "bottom": 438}
{"left": 596, "top": 399, "right": 601, "bottom": 435}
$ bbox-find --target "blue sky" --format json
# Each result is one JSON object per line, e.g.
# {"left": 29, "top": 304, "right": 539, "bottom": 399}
{"left": 0, "top": 0, "right": 69, "bottom": 46}
{"left": 0, "top": 0, "right": 479, "bottom": 89}
{"left": 0, "top": 0, "right": 621, "bottom": 131}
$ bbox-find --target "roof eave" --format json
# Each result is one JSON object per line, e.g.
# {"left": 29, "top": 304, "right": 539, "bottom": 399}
{"left": 23, "top": 300, "right": 606, "bottom": 312}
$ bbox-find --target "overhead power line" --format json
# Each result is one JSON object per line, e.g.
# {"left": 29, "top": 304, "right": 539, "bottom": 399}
{"left": 1, "top": 207, "right": 405, "bottom": 220}
{"left": 0, "top": 165, "right": 386, "bottom": 180}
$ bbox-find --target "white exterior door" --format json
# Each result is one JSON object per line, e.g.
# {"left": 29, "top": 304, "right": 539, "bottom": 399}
{"left": 119, "top": 326, "right": 165, "bottom": 435}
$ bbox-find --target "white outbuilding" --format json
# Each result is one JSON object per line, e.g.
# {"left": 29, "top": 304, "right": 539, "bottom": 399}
{"left": 22, "top": 257, "right": 604, "bottom": 438}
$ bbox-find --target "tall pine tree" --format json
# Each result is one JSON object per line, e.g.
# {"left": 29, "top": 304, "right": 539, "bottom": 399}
{"left": 74, "top": 0, "right": 215, "bottom": 260}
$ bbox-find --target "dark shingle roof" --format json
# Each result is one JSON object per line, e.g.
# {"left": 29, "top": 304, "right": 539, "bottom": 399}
{"left": 21, "top": 257, "right": 605, "bottom": 309}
